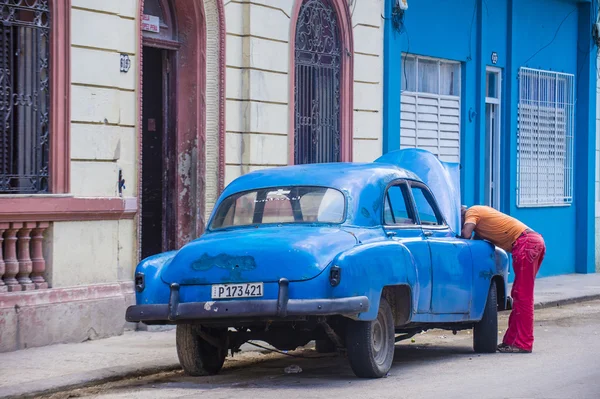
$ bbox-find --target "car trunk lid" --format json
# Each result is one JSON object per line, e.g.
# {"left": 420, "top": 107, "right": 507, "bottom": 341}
{"left": 160, "top": 225, "right": 356, "bottom": 285}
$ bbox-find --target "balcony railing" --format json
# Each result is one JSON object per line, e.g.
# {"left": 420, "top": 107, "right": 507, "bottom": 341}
{"left": 0, "top": 222, "right": 49, "bottom": 292}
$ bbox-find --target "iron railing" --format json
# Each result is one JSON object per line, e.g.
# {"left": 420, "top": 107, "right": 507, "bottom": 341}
{"left": 0, "top": 0, "right": 50, "bottom": 194}
{"left": 294, "top": 0, "right": 341, "bottom": 165}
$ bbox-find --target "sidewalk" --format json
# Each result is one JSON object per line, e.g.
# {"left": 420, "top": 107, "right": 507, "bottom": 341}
{"left": 1, "top": 273, "right": 600, "bottom": 399}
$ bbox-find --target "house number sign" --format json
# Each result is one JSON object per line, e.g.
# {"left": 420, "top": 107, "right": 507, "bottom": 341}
{"left": 120, "top": 54, "right": 131, "bottom": 73}
{"left": 491, "top": 52, "right": 498, "bottom": 65}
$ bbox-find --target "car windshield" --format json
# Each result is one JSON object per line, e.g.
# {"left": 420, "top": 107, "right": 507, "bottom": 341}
{"left": 210, "top": 186, "right": 345, "bottom": 229}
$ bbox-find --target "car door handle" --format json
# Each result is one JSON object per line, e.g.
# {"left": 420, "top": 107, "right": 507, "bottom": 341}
{"left": 423, "top": 231, "right": 433, "bottom": 237}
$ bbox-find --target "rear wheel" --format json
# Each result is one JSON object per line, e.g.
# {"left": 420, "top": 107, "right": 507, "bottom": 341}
{"left": 176, "top": 324, "right": 227, "bottom": 376}
{"left": 346, "top": 298, "right": 395, "bottom": 378}
{"left": 473, "top": 282, "right": 498, "bottom": 353}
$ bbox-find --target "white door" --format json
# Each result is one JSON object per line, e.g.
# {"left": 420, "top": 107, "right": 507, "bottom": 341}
{"left": 400, "top": 55, "right": 461, "bottom": 163}
{"left": 485, "top": 67, "right": 502, "bottom": 209}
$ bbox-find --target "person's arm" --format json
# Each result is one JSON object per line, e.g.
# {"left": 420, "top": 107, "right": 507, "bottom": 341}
{"left": 460, "top": 208, "right": 480, "bottom": 239}
{"left": 461, "top": 223, "right": 476, "bottom": 239}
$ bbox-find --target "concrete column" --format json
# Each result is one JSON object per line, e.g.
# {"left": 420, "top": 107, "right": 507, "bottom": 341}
{"left": 30, "top": 222, "right": 49, "bottom": 289}
{"left": 16, "top": 222, "right": 36, "bottom": 290}
{"left": 575, "top": 1, "right": 597, "bottom": 274}
{"left": 3, "top": 223, "right": 21, "bottom": 292}
{"left": 382, "top": 0, "right": 401, "bottom": 155}
{"left": 0, "top": 223, "right": 8, "bottom": 292}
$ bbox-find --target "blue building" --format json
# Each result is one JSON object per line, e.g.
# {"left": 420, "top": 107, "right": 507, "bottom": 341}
{"left": 383, "top": 0, "right": 598, "bottom": 277}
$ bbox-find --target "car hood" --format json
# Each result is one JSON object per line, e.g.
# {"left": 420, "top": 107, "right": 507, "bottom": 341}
{"left": 376, "top": 149, "right": 461, "bottom": 234}
{"left": 160, "top": 225, "right": 357, "bottom": 285}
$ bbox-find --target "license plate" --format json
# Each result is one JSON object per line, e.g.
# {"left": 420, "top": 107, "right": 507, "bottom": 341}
{"left": 211, "top": 282, "right": 263, "bottom": 299}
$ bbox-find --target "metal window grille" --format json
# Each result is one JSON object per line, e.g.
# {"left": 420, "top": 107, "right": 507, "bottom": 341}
{"left": 293, "top": 0, "right": 341, "bottom": 165}
{"left": 0, "top": 0, "right": 50, "bottom": 194}
{"left": 517, "top": 67, "right": 574, "bottom": 207}
{"left": 400, "top": 54, "right": 461, "bottom": 163}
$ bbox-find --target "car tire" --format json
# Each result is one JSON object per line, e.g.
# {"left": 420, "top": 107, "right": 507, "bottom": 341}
{"left": 176, "top": 324, "right": 227, "bottom": 376}
{"left": 346, "top": 298, "right": 395, "bottom": 378}
{"left": 473, "top": 282, "right": 498, "bottom": 353}
{"left": 315, "top": 338, "right": 336, "bottom": 353}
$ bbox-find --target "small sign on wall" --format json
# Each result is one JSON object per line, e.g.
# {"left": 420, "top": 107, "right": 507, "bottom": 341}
{"left": 491, "top": 52, "right": 498, "bottom": 65}
{"left": 142, "top": 14, "right": 160, "bottom": 33}
{"left": 120, "top": 54, "right": 131, "bottom": 73}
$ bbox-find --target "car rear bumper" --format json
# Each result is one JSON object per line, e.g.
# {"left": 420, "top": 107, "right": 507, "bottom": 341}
{"left": 126, "top": 278, "right": 369, "bottom": 323}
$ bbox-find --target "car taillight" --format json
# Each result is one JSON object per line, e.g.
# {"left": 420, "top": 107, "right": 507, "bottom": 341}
{"left": 135, "top": 272, "right": 145, "bottom": 292}
{"left": 329, "top": 266, "right": 341, "bottom": 287}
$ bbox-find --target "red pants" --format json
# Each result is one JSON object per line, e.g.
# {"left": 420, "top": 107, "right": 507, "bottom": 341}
{"left": 502, "top": 231, "right": 546, "bottom": 351}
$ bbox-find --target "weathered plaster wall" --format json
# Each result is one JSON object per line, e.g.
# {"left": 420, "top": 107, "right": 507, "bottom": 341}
{"left": 64, "top": 1, "right": 139, "bottom": 286}
{"left": 71, "top": 0, "right": 138, "bottom": 198}
{"left": 46, "top": 220, "right": 135, "bottom": 288}
{"left": 223, "top": 0, "right": 385, "bottom": 186}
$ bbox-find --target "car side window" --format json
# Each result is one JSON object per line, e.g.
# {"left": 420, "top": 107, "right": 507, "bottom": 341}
{"left": 410, "top": 185, "right": 444, "bottom": 226}
{"left": 384, "top": 184, "right": 416, "bottom": 226}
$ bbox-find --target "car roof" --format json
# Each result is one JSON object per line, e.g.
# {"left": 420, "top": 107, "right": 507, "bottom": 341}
{"left": 221, "top": 162, "right": 422, "bottom": 196}
{"left": 216, "top": 163, "right": 423, "bottom": 227}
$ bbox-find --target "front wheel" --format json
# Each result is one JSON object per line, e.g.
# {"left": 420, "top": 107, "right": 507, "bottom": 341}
{"left": 473, "top": 282, "right": 498, "bottom": 353}
{"left": 346, "top": 298, "right": 395, "bottom": 378}
{"left": 176, "top": 324, "right": 227, "bottom": 376}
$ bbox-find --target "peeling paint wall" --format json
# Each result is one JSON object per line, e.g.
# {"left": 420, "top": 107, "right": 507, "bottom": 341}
{"left": 223, "top": 0, "right": 385, "bottom": 187}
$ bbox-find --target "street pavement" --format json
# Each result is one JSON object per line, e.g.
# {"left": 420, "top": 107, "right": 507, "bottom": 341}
{"left": 37, "top": 300, "right": 600, "bottom": 399}
{"left": 1, "top": 273, "right": 600, "bottom": 399}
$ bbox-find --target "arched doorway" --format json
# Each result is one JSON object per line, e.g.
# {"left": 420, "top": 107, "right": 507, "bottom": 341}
{"left": 140, "top": 0, "right": 178, "bottom": 259}
{"left": 139, "top": 0, "right": 226, "bottom": 260}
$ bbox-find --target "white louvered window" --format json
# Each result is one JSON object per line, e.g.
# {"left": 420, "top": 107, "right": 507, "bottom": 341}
{"left": 400, "top": 55, "right": 461, "bottom": 163}
{"left": 517, "top": 67, "right": 574, "bottom": 207}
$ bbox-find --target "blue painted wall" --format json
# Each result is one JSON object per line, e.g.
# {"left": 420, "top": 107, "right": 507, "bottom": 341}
{"left": 383, "top": 0, "right": 597, "bottom": 277}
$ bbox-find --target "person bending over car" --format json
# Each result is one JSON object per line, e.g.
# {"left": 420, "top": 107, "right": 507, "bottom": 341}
{"left": 460, "top": 205, "right": 546, "bottom": 354}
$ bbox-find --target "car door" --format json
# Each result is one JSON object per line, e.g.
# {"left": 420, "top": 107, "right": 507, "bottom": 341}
{"left": 408, "top": 181, "right": 473, "bottom": 314}
{"left": 383, "top": 181, "right": 432, "bottom": 314}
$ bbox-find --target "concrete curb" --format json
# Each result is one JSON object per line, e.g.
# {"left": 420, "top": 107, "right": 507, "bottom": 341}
{"left": 533, "top": 294, "right": 600, "bottom": 310}
{"left": 2, "top": 294, "right": 599, "bottom": 399}
{"left": 0, "top": 361, "right": 181, "bottom": 399}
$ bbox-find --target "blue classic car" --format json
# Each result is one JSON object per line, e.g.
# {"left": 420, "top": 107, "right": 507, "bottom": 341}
{"left": 126, "top": 149, "right": 509, "bottom": 378}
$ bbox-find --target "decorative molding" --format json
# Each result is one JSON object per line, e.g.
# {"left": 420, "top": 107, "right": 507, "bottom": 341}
{"left": 217, "top": 0, "right": 227, "bottom": 195}
{"left": 142, "top": 37, "right": 181, "bottom": 51}
{"left": 49, "top": 0, "right": 71, "bottom": 193}
{"left": 137, "top": 0, "right": 144, "bottom": 265}
{"left": 0, "top": 197, "right": 138, "bottom": 222}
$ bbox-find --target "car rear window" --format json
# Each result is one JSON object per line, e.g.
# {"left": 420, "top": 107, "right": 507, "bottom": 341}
{"left": 210, "top": 186, "right": 345, "bottom": 229}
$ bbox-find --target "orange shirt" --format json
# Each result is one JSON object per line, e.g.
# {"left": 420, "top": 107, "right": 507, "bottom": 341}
{"left": 464, "top": 206, "right": 529, "bottom": 252}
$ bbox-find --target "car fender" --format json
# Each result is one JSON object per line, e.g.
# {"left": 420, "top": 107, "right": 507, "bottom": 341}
{"left": 134, "top": 251, "right": 177, "bottom": 305}
{"left": 330, "top": 240, "right": 418, "bottom": 321}
{"left": 469, "top": 241, "right": 509, "bottom": 320}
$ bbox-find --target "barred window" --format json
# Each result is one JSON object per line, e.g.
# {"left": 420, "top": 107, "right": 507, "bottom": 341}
{"left": 294, "top": 0, "right": 342, "bottom": 165}
{"left": 517, "top": 67, "right": 574, "bottom": 207}
{"left": 0, "top": 1, "right": 50, "bottom": 194}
